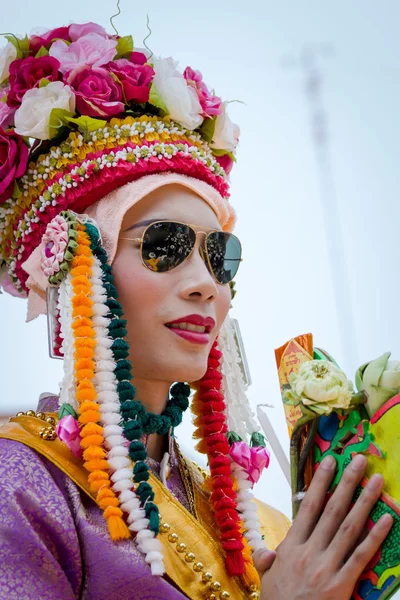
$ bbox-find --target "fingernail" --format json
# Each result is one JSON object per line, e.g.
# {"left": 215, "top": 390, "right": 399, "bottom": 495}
{"left": 367, "top": 473, "right": 384, "bottom": 490}
{"left": 351, "top": 455, "right": 367, "bottom": 471}
{"left": 320, "top": 455, "right": 336, "bottom": 470}
{"left": 378, "top": 514, "right": 393, "bottom": 528}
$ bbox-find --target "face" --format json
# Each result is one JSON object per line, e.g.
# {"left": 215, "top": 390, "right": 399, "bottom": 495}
{"left": 112, "top": 184, "right": 232, "bottom": 384}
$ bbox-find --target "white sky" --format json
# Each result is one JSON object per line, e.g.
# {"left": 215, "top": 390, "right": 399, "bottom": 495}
{"left": 2, "top": 0, "right": 400, "bottom": 519}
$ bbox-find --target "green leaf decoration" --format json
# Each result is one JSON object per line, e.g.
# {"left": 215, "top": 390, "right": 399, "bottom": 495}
{"left": 199, "top": 116, "right": 216, "bottom": 143}
{"left": 49, "top": 108, "right": 74, "bottom": 139}
{"left": 148, "top": 84, "right": 168, "bottom": 116}
{"left": 38, "top": 78, "right": 51, "bottom": 88}
{"left": 211, "top": 148, "right": 236, "bottom": 162}
{"left": 11, "top": 181, "right": 21, "bottom": 200}
{"left": 116, "top": 35, "right": 134, "bottom": 58}
{"left": 35, "top": 46, "right": 49, "bottom": 57}
{"left": 5, "top": 34, "right": 29, "bottom": 58}
{"left": 65, "top": 115, "right": 107, "bottom": 133}
{"left": 58, "top": 403, "right": 78, "bottom": 420}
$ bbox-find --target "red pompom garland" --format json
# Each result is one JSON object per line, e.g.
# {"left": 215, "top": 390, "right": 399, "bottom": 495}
{"left": 194, "top": 339, "right": 245, "bottom": 577}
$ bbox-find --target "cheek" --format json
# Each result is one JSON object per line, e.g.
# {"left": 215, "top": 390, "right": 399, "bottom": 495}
{"left": 215, "top": 285, "right": 231, "bottom": 328}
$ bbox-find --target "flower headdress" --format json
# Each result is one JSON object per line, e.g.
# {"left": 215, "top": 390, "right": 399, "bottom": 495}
{"left": 0, "top": 21, "right": 269, "bottom": 594}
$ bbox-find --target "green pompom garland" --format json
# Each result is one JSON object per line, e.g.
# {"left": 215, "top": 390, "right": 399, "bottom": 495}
{"left": 86, "top": 223, "right": 191, "bottom": 535}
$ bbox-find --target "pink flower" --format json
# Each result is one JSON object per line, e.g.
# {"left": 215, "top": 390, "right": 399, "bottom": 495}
{"left": 216, "top": 153, "right": 234, "bottom": 175}
{"left": 30, "top": 26, "right": 71, "bottom": 55}
{"left": 7, "top": 56, "right": 61, "bottom": 108}
{"left": 56, "top": 415, "right": 82, "bottom": 458}
{"left": 50, "top": 33, "right": 117, "bottom": 75}
{"left": 67, "top": 65, "right": 123, "bottom": 118}
{"left": 107, "top": 58, "right": 154, "bottom": 104}
{"left": 69, "top": 22, "right": 108, "bottom": 42}
{"left": 41, "top": 214, "right": 69, "bottom": 277}
{"left": 229, "top": 441, "right": 270, "bottom": 485}
{"left": 130, "top": 51, "right": 147, "bottom": 65}
{"left": 0, "top": 88, "right": 15, "bottom": 128}
{"left": 184, "top": 67, "right": 222, "bottom": 118}
{"left": 0, "top": 127, "right": 29, "bottom": 204}
{"left": 0, "top": 270, "right": 25, "bottom": 298}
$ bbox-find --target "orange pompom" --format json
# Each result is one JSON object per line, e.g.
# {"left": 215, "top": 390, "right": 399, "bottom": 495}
{"left": 74, "top": 326, "right": 96, "bottom": 338}
{"left": 83, "top": 446, "right": 107, "bottom": 462}
{"left": 73, "top": 255, "right": 92, "bottom": 267}
{"left": 73, "top": 317, "right": 93, "bottom": 329}
{"left": 74, "top": 346, "right": 94, "bottom": 360}
{"left": 73, "top": 305, "right": 93, "bottom": 318}
{"left": 79, "top": 410, "right": 101, "bottom": 424}
{"left": 88, "top": 471, "right": 109, "bottom": 483}
{"left": 76, "top": 358, "right": 95, "bottom": 371}
{"left": 76, "top": 388, "right": 97, "bottom": 402}
{"left": 97, "top": 488, "right": 114, "bottom": 501}
{"left": 106, "top": 513, "right": 131, "bottom": 541}
{"left": 71, "top": 265, "right": 92, "bottom": 278}
{"left": 79, "top": 400, "right": 99, "bottom": 412}
{"left": 80, "top": 434, "right": 104, "bottom": 449}
{"left": 84, "top": 459, "right": 110, "bottom": 472}
{"left": 76, "top": 368, "right": 95, "bottom": 380}
{"left": 81, "top": 423, "right": 103, "bottom": 437}
{"left": 72, "top": 293, "right": 93, "bottom": 308}
{"left": 104, "top": 506, "right": 123, "bottom": 519}
{"left": 90, "top": 479, "right": 111, "bottom": 493}
{"left": 98, "top": 497, "right": 120, "bottom": 509}
{"left": 75, "top": 338, "right": 96, "bottom": 349}
{"left": 77, "top": 380, "right": 96, "bottom": 392}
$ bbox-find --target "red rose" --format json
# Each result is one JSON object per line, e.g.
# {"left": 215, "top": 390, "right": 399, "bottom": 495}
{"left": 7, "top": 56, "right": 61, "bottom": 108}
{"left": 0, "top": 128, "right": 29, "bottom": 204}
{"left": 107, "top": 58, "right": 154, "bottom": 104}
{"left": 66, "top": 65, "right": 124, "bottom": 118}
{"left": 30, "top": 26, "right": 71, "bottom": 55}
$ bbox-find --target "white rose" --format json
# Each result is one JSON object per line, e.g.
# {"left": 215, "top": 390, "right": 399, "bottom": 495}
{"left": 0, "top": 42, "right": 18, "bottom": 84}
{"left": 211, "top": 102, "right": 240, "bottom": 152}
{"left": 14, "top": 82, "right": 76, "bottom": 140}
{"left": 152, "top": 57, "right": 203, "bottom": 130}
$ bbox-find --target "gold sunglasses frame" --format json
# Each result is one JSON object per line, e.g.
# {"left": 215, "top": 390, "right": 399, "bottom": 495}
{"left": 119, "top": 220, "right": 243, "bottom": 285}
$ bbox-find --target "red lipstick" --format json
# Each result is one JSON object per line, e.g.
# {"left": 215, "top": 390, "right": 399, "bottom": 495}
{"left": 165, "top": 314, "right": 215, "bottom": 345}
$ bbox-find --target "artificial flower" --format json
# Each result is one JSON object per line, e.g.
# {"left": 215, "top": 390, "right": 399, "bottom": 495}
{"left": 0, "top": 127, "right": 29, "bottom": 203}
{"left": 49, "top": 33, "right": 117, "bottom": 74}
{"left": 184, "top": 67, "right": 222, "bottom": 118}
{"left": 7, "top": 56, "right": 61, "bottom": 108}
{"left": 41, "top": 213, "right": 69, "bottom": 277}
{"left": 14, "top": 81, "right": 75, "bottom": 140}
{"left": 68, "top": 22, "right": 108, "bottom": 42}
{"left": 0, "top": 268, "right": 25, "bottom": 298}
{"left": 215, "top": 153, "right": 234, "bottom": 175}
{"left": 55, "top": 415, "right": 82, "bottom": 458}
{"left": 285, "top": 360, "right": 353, "bottom": 416}
{"left": 107, "top": 58, "right": 154, "bottom": 104}
{"left": 66, "top": 66, "right": 124, "bottom": 118}
{"left": 130, "top": 51, "right": 148, "bottom": 65}
{"left": 0, "top": 42, "right": 18, "bottom": 84}
{"left": 356, "top": 352, "right": 400, "bottom": 417}
{"left": 0, "top": 87, "right": 15, "bottom": 129}
{"left": 211, "top": 102, "right": 240, "bottom": 152}
{"left": 152, "top": 57, "right": 203, "bottom": 130}
{"left": 29, "top": 26, "right": 70, "bottom": 55}
{"left": 229, "top": 441, "right": 270, "bottom": 484}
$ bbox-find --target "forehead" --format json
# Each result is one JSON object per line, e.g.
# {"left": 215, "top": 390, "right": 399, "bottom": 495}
{"left": 121, "top": 184, "right": 222, "bottom": 231}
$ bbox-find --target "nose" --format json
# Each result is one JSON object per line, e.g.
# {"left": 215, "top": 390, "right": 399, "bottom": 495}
{"left": 177, "top": 235, "right": 219, "bottom": 303}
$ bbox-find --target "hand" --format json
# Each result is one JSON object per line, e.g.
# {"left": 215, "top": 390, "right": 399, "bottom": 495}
{"left": 260, "top": 454, "right": 392, "bottom": 600}
{"left": 253, "top": 548, "right": 277, "bottom": 579}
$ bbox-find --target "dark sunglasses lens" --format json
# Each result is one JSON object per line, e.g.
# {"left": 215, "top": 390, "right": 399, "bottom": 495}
{"left": 142, "top": 222, "right": 196, "bottom": 272}
{"left": 206, "top": 232, "right": 242, "bottom": 284}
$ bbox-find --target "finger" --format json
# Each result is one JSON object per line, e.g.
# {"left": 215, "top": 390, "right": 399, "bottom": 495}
{"left": 340, "top": 513, "right": 393, "bottom": 583}
{"left": 290, "top": 454, "right": 337, "bottom": 543}
{"left": 328, "top": 473, "right": 385, "bottom": 568}
{"left": 308, "top": 454, "right": 368, "bottom": 550}
{"left": 252, "top": 549, "right": 276, "bottom": 577}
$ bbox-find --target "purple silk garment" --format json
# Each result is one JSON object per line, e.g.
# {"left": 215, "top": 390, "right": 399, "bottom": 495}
{"left": 0, "top": 396, "right": 191, "bottom": 599}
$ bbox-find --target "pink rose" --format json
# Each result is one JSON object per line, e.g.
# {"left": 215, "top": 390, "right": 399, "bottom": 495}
{"left": 56, "top": 415, "right": 82, "bottom": 458}
{"left": 0, "top": 88, "right": 15, "bottom": 128}
{"left": 0, "top": 270, "right": 25, "bottom": 298}
{"left": 184, "top": 67, "right": 222, "bottom": 118}
{"left": 50, "top": 33, "right": 117, "bottom": 74}
{"left": 107, "top": 58, "right": 154, "bottom": 104}
{"left": 67, "top": 65, "right": 124, "bottom": 117}
{"left": 130, "top": 51, "right": 148, "bottom": 65}
{"left": 7, "top": 56, "right": 61, "bottom": 108}
{"left": 41, "top": 213, "right": 69, "bottom": 277}
{"left": 69, "top": 22, "right": 108, "bottom": 42}
{"left": 0, "top": 127, "right": 29, "bottom": 203}
{"left": 30, "top": 26, "right": 71, "bottom": 55}
{"left": 216, "top": 153, "right": 234, "bottom": 175}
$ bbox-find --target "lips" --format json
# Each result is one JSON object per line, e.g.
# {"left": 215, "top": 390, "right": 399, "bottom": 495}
{"left": 165, "top": 314, "right": 216, "bottom": 345}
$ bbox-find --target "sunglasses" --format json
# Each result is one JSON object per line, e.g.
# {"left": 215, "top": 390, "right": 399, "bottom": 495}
{"left": 120, "top": 220, "right": 242, "bottom": 285}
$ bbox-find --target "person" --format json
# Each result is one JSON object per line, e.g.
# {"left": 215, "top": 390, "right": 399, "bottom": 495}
{"left": 0, "top": 20, "right": 392, "bottom": 600}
